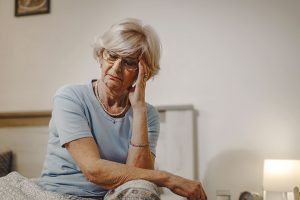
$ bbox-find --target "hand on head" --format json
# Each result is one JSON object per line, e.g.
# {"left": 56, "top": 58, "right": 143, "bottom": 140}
{"left": 128, "top": 58, "right": 149, "bottom": 108}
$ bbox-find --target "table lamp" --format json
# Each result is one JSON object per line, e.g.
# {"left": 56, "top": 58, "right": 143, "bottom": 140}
{"left": 263, "top": 159, "right": 300, "bottom": 200}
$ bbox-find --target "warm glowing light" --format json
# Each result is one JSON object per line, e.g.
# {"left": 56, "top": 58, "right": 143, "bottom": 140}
{"left": 263, "top": 159, "right": 300, "bottom": 192}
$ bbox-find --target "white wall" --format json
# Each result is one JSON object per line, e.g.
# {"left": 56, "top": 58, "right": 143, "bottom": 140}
{"left": 1, "top": 0, "right": 300, "bottom": 199}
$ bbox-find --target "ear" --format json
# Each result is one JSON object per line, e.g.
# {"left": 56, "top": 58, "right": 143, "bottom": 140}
{"left": 96, "top": 49, "right": 104, "bottom": 62}
{"left": 147, "top": 70, "right": 152, "bottom": 80}
{"left": 98, "top": 49, "right": 104, "bottom": 58}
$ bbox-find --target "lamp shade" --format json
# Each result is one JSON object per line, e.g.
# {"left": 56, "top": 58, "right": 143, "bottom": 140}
{"left": 263, "top": 159, "right": 300, "bottom": 192}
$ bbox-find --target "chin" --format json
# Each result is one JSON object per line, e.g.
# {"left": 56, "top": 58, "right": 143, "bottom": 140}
{"left": 105, "top": 81, "right": 122, "bottom": 90}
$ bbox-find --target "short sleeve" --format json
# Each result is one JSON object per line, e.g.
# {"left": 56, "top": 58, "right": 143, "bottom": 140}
{"left": 147, "top": 105, "right": 160, "bottom": 156}
{"left": 52, "top": 87, "right": 93, "bottom": 147}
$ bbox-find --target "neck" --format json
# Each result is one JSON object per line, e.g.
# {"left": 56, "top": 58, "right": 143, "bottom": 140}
{"left": 94, "top": 79, "right": 129, "bottom": 117}
{"left": 97, "top": 79, "right": 129, "bottom": 107}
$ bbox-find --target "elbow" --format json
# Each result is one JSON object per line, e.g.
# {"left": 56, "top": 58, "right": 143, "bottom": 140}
{"left": 84, "top": 165, "right": 112, "bottom": 188}
{"left": 144, "top": 160, "right": 155, "bottom": 170}
{"left": 82, "top": 161, "right": 105, "bottom": 186}
{"left": 83, "top": 164, "right": 98, "bottom": 184}
{"left": 82, "top": 162, "right": 127, "bottom": 190}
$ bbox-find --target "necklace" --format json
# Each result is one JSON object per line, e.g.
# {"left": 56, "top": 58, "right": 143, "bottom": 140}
{"left": 94, "top": 80, "right": 129, "bottom": 117}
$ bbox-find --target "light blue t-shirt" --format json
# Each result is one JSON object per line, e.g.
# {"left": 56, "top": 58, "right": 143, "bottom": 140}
{"left": 38, "top": 80, "right": 160, "bottom": 198}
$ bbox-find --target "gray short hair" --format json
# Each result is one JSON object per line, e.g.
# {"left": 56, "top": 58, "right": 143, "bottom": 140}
{"left": 93, "top": 18, "right": 161, "bottom": 78}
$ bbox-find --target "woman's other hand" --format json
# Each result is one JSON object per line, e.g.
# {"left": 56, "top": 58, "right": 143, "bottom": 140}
{"left": 164, "top": 172, "right": 207, "bottom": 200}
{"left": 128, "top": 59, "right": 149, "bottom": 109}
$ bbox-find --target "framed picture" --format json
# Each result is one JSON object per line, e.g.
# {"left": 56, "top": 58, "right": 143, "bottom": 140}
{"left": 15, "top": 0, "right": 50, "bottom": 17}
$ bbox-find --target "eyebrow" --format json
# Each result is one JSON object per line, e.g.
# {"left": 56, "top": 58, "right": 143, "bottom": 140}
{"left": 107, "top": 50, "right": 139, "bottom": 60}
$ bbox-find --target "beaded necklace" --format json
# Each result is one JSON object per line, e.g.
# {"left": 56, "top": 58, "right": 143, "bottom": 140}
{"left": 94, "top": 80, "right": 129, "bottom": 117}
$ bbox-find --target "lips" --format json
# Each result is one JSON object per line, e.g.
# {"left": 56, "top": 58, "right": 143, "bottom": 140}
{"left": 108, "top": 74, "right": 122, "bottom": 81}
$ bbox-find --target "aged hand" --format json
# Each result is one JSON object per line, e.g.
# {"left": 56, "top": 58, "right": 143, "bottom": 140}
{"left": 128, "top": 59, "right": 149, "bottom": 109}
{"left": 166, "top": 172, "right": 207, "bottom": 200}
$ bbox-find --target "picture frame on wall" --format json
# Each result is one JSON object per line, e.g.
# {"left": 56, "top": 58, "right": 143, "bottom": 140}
{"left": 15, "top": 0, "right": 50, "bottom": 17}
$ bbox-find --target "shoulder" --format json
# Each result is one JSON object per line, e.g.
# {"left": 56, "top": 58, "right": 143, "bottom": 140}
{"left": 55, "top": 83, "right": 90, "bottom": 100}
{"left": 52, "top": 82, "right": 93, "bottom": 109}
{"left": 55, "top": 83, "right": 88, "bottom": 96}
{"left": 146, "top": 103, "right": 159, "bottom": 115}
{"left": 146, "top": 103, "right": 160, "bottom": 123}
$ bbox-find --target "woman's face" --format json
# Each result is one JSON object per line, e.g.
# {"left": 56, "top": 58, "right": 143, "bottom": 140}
{"left": 100, "top": 49, "right": 140, "bottom": 93}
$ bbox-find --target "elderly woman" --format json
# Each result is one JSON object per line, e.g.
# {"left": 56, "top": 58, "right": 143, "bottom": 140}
{"left": 38, "top": 18, "right": 207, "bottom": 200}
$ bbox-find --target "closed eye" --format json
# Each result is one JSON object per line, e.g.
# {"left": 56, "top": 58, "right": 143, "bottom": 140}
{"left": 123, "top": 59, "right": 138, "bottom": 66}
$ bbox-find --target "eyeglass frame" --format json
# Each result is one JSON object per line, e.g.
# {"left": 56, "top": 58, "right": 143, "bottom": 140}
{"left": 101, "top": 49, "right": 141, "bottom": 72}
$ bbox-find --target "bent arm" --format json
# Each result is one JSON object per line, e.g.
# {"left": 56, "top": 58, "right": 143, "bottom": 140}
{"left": 65, "top": 137, "right": 207, "bottom": 199}
{"left": 65, "top": 137, "right": 161, "bottom": 189}
{"left": 126, "top": 61, "right": 159, "bottom": 169}
{"left": 126, "top": 106, "right": 155, "bottom": 169}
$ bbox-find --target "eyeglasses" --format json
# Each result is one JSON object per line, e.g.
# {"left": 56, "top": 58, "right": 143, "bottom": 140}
{"left": 102, "top": 50, "right": 139, "bottom": 71}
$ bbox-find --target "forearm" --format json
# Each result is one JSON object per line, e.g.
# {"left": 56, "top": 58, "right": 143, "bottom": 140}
{"left": 126, "top": 106, "right": 154, "bottom": 169}
{"left": 86, "top": 158, "right": 169, "bottom": 189}
{"left": 86, "top": 159, "right": 207, "bottom": 200}
{"left": 66, "top": 136, "right": 207, "bottom": 199}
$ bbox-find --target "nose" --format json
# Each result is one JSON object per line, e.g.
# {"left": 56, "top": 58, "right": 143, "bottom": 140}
{"left": 111, "top": 58, "right": 123, "bottom": 72}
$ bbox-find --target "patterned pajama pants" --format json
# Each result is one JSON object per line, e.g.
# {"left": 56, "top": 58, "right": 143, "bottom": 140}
{"left": 103, "top": 180, "right": 161, "bottom": 200}
{"left": 0, "top": 172, "right": 161, "bottom": 200}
